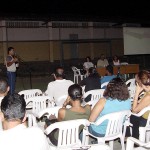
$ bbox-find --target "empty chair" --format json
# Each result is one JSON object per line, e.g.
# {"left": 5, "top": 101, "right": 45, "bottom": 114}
{"left": 44, "top": 119, "right": 90, "bottom": 149}
{"left": 18, "top": 89, "right": 43, "bottom": 108}
{"left": 72, "top": 66, "right": 86, "bottom": 84}
{"left": 84, "top": 110, "right": 131, "bottom": 150}
{"left": 26, "top": 96, "right": 54, "bottom": 116}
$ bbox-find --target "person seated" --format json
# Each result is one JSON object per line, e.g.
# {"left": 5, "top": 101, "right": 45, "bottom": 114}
{"left": 101, "top": 65, "right": 116, "bottom": 89}
{"left": 0, "top": 93, "right": 50, "bottom": 150}
{"left": 0, "top": 78, "right": 9, "bottom": 105}
{"left": 113, "top": 55, "right": 120, "bottom": 66}
{"left": 89, "top": 78, "right": 131, "bottom": 137}
{"left": 97, "top": 54, "right": 109, "bottom": 68}
{"left": 79, "top": 67, "right": 101, "bottom": 102}
{"left": 83, "top": 56, "right": 94, "bottom": 76}
{"left": 45, "top": 84, "right": 91, "bottom": 146}
{"left": 45, "top": 66, "right": 74, "bottom": 106}
{"left": 129, "top": 70, "right": 150, "bottom": 139}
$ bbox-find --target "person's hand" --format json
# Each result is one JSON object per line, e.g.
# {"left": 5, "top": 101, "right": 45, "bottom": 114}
{"left": 49, "top": 114, "right": 57, "bottom": 120}
{"left": 62, "top": 96, "right": 71, "bottom": 108}
{"left": 135, "top": 82, "right": 144, "bottom": 95}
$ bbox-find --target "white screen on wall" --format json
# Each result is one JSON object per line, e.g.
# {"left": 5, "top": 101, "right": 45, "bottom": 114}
{"left": 123, "top": 27, "right": 150, "bottom": 55}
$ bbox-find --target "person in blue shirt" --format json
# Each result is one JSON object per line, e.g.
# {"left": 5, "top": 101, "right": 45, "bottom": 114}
{"left": 101, "top": 65, "right": 116, "bottom": 89}
{"left": 89, "top": 77, "right": 131, "bottom": 137}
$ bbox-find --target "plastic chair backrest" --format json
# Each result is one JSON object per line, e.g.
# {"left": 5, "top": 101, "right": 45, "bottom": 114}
{"left": 83, "top": 89, "right": 105, "bottom": 101}
{"left": 37, "top": 106, "right": 61, "bottom": 119}
{"left": 72, "top": 66, "right": 82, "bottom": 75}
{"left": 56, "top": 95, "right": 68, "bottom": 106}
{"left": 45, "top": 119, "right": 90, "bottom": 148}
{"left": 126, "top": 78, "right": 136, "bottom": 87}
{"left": 26, "top": 96, "right": 52, "bottom": 114}
{"left": 18, "top": 89, "right": 43, "bottom": 100}
{"left": 101, "top": 82, "right": 109, "bottom": 89}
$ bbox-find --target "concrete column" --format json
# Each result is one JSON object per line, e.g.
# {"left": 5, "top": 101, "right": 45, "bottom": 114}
{"left": 1, "top": 20, "right": 7, "bottom": 63}
{"left": 89, "top": 22, "right": 94, "bottom": 59}
{"left": 48, "top": 22, "right": 54, "bottom": 62}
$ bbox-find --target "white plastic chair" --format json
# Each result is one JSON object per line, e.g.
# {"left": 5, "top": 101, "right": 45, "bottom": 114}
{"left": 131, "top": 106, "right": 150, "bottom": 142}
{"left": 26, "top": 113, "right": 38, "bottom": 127}
{"left": 84, "top": 110, "right": 131, "bottom": 150}
{"left": 26, "top": 96, "right": 54, "bottom": 116}
{"left": 18, "top": 89, "right": 43, "bottom": 108}
{"left": 101, "top": 82, "right": 109, "bottom": 89}
{"left": 56, "top": 95, "right": 68, "bottom": 106}
{"left": 126, "top": 78, "right": 136, "bottom": 87}
{"left": 72, "top": 66, "right": 86, "bottom": 84}
{"left": 126, "top": 137, "right": 150, "bottom": 150}
{"left": 83, "top": 89, "right": 105, "bottom": 108}
{"left": 44, "top": 119, "right": 90, "bottom": 149}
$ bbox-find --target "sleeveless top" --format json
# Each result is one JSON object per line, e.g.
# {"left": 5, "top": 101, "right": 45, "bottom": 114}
{"left": 142, "top": 91, "right": 150, "bottom": 119}
{"left": 90, "top": 98, "right": 131, "bottom": 135}
{"left": 6, "top": 55, "right": 16, "bottom": 72}
{"left": 62, "top": 106, "right": 91, "bottom": 121}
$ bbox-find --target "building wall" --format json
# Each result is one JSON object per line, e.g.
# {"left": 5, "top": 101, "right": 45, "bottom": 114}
{"left": 0, "top": 21, "right": 124, "bottom": 62}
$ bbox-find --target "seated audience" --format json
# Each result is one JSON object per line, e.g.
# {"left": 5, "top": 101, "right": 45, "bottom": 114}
{"left": 89, "top": 77, "right": 131, "bottom": 137}
{"left": 0, "top": 78, "right": 9, "bottom": 105}
{"left": 45, "top": 66, "right": 73, "bottom": 106}
{"left": 79, "top": 67, "right": 101, "bottom": 102}
{"left": 0, "top": 93, "right": 50, "bottom": 150}
{"left": 45, "top": 84, "right": 91, "bottom": 145}
{"left": 97, "top": 54, "right": 109, "bottom": 68}
{"left": 83, "top": 56, "right": 94, "bottom": 76}
{"left": 101, "top": 65, "right": 116, "bottom": 88}
{"left": 130, "top": 70, "right": 150, "bottom": 139}
{"left": 113, "top": 55, "right": 120, "bottom": 66}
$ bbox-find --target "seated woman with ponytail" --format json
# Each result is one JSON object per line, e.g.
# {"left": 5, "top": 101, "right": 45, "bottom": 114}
{"left": 45, "top": 84, "right": 91, "bottom": 146}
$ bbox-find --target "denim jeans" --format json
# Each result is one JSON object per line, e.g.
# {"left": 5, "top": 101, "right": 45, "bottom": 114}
{"left": 7, "top": 71, "right": 16, "bottom": 94}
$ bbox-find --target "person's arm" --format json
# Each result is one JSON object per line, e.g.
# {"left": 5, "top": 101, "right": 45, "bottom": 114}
{"left": 6, "top": 56, "right": 18, "bottom": 67}
{"left": 58, "top": 108, "right": 65, "bottom": 121}
{"left": 89, "top": 98, "right": 106, "bottom": 122}
{"left": 132, "top": 83, "right": 149, "bottom": 113}
{"left": 45, "top": 83, "right": 53, "bottom": 98}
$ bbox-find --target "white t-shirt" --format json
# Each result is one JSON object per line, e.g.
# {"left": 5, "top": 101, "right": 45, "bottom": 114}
{"left": 45, "top": 79, "right": 74, "bottom": 105}
{"left": 97, "top": 59, "right": 109, "bottom": 67}
{"left": 0, "top": 97, "right": 4, "bottom": 106}
{"left": 0, "top": 124, "right": 50, "bottom": 150}
{"left": 6, "top": 55, "right": 16, "bottom": 72}
{"left": 83, "top": 62, "right": 94, "bottom": 69}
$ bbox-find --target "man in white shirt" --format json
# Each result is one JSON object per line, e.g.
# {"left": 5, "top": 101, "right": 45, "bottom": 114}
{"left": 97, "top": 54, "right": 109, "bottom": 68}
{"left": 0, "top": 93, "right": 50, "bottom": 150}
{"left": 45, "top": 67, "right": 74, "bottom": 106}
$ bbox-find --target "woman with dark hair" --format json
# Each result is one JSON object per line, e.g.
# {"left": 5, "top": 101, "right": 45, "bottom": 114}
{"left": 46, "top": 84, "right": 91, "bottom": 145}
{"left": 83, "top": 56, "right": 94, "bottom": 76}
{"left": 89, "top": 77, "right": 131, "bottom": 137}
{"left": 130, "top": 70, "right": 150, "bottom": 139}
{"left": 79, "top": 67, "right": 101, "bottom": 102}
{"left": 113, "top": 55, "right": 120, "bottom": 66}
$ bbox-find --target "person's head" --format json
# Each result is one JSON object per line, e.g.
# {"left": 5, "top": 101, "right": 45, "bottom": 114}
{"left": 54, "top": 66, "right": 65, "bottom": 79}
{"left": 106, "top": 65, "right": 113, "bottom": 75}
{"left": 7, "top": 47, "right": 15, "bottom": 55}
{"left": 0, "top": 78, "right": 9, "bottom": 96}
{"left": 1, "top": 93, "right": 26, "bottom": 122}
{"left": 113, "top": 55, "right": 119, "bottom": 61}
{"left": 88, "top": 67, "right": 100, "bottom": 77}
{"left": 100, "top": 54, "right": 105, "bottom": 60}
{"left": 86, "top": 56, "right": 91, "bottom": 62}
{"left": 68, "top": 84, "right": 82, "bottom": 102}
{"left": 136, "top": 70, "right": 150, "bottom": 91}
{"left": 103, "top": 77, "right": 129, "bottom": 101}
